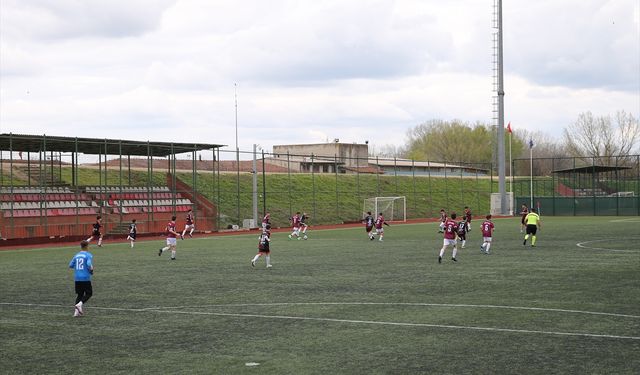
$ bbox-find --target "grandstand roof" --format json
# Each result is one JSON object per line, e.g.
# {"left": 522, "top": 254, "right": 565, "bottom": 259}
{"left": 0, "top": 133, "right": 225, "bottom": 157}
{"left": 552, "top": 165, "right": 632, "bottom": 174}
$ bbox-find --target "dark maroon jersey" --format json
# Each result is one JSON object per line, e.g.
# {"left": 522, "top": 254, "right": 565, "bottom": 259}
{"left": 375, "top": 215, "right": 385, "bottom": 229}
{"left": 166, "top": 221, "right": 177, "bottom": 238}
{"left": 443, "top": 218, "right": 458, "bottom": 239}
{"left": 481, "top": 220, "right": 494, "bottom": 237}
{"left": 291, "top": 214, "right": 301, "bottom": 227}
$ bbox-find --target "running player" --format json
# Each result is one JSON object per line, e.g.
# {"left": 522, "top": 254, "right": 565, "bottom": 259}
{"left": 363, "top": 211, "right": 375, "bottom": 240}
{"left": 86, "top": 215, "right": 103, "bottom": 247}
{"left": 158, "top": 216, "right": 179, "bottom": 260}
{"left": 126, "top": 219, "right": 137, "bottom": 248}
{"left": 519, "top": 203, "right": 529, "bottom": 233}
{"left": 523, "top": 208, "right": 542, "bottom": 247}
{"left": 288, "top": 212, "right": 302, "bottom": 240}
{"left": 251, "top": 224, "right": 273, "bottom": 268}
{"left": 480, "top": 214, "right": 495, "bottom": 254}
{"left": 438, "top": 209, "right": 447, "bottom": 233}
{"left": 69, "top": 240, "right": 94, "bottom": 317}
{"left": 438, "top": 212, "right": 459, "bottom": 263}
{"left": 456, "top": 216, "right": 468, "bottom": 249}
{"left": 181, "top": 209, "right": 195, "bottom": 239}
{"left": 374, "top": 213, "right": 390, "bottom": 242}
{"left": 463, "top": 206, "right": 472, "bottom": 232}
{"left": 299, "top": 212, "right": 309, "bottom": 240}
{"left": 262, "top": 212, "right": 271, "bottom": 231}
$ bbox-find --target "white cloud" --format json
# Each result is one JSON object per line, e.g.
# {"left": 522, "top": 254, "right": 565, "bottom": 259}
{"left": 0, "top": 0, "right": 638, "bottom": 157}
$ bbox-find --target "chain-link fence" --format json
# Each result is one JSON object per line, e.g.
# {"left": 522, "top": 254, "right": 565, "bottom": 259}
{"left": 512, "top": 155, "right": 640, "bottom": 216}
{"left": 0, "top": 134, "right": 496, "bottom": 241}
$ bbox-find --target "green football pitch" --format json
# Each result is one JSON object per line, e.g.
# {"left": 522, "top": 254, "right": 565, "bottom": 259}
{"left": 1, "top": 217, "right": 639, "bottom": 374}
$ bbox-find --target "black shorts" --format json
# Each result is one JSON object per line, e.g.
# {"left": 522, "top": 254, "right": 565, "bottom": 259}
{"left": 366, "top": 225, "right": 373, "bottom": 232}
{"left": 129, "top": 233, "right": 137, "bottom": 239}
{"left": 75, "top": 281, "right": 92, "bottom": 296}
{"left": 457, "top": 233, "right": 466, "bottom": 240}
{"left": 92, "top": 230, "right": 101, "bottom": 237}
{"left": 258, "top": 244, "right": 270, "bottom": 253}
{"left": 526, "top": 224, "right": 537, "bottom": 235}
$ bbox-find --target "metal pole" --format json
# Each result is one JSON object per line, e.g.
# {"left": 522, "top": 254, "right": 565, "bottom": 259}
{"left": 287, "top": 151, "right": 292, "bottom": 217}
{"left": 252, "top": 144, "right": 258, "bottom": 227}
{"left": 334, "top": 154, "right": 339, "bottom": 222}
{"left": 261, "top": 150, "right": 266, "bottom": 216}
{"left": 529, "top": 145, "right": 534, "bottom": 209}
{"left": 235, "top": 83, "right": 240, "bottom": 226}
{"left": 311, "top": 154, "right": 316, "bottom": 222}
{"left": 496, "top": 0, "right": 507, "bottom": 215}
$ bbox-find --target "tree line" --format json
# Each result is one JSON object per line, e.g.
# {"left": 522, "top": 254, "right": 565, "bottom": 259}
{"left": 370, "top": 110, "right": 640, "bottom": 173}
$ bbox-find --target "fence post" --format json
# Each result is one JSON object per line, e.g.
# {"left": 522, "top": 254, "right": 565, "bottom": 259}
{"left": 262, "top": 150, "right": 266, "bottom": 218}
{"left": 412, "top": 159, "right": 416, "bottom": 217}
{"left": 335, "top": 154, "right": 339, "bottom": 223}
{"left": 287, "top": 152, "right": 292, "bottom": 218}
{"left": 427, "top": 160, "right": 433, "bottom": 218}
{"left": 376, "top": 156, "right": 380, "bottom": 195}
{"left": 311, "top": 153, "right": 316, "bottom": 224}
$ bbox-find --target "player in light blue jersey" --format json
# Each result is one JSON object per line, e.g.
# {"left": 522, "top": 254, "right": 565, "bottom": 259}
{"left": 69, "top": 240, "right": 94, "bottom": 317}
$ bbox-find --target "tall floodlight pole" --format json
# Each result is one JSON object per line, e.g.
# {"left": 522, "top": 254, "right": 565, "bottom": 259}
{"left": 235, "top": 83, "right": 240, "bottom": 226}
{"left": 495, "top": 0, "right": 507, "bottom": 215}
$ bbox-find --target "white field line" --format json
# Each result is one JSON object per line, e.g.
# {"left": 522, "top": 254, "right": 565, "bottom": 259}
{"left": 609, "top": 218, "right": 640, "bottom": 223}
{"left": 1, "top": 302, "right": 638, "bottom": 341}
{"left": 146, "top": 302, "right": 640, "bottom": 319}
{"left": 576, "top": 239, "right": 640, "bottom": 253}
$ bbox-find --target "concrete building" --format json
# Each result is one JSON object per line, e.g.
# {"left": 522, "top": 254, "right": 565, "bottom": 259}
{"left": 271, "top": 142, "right": 369, "bottom": 173}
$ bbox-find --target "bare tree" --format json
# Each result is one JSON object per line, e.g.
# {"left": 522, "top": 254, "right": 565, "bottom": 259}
{"left": 368, "top": 143, "right": 407, "bottom": 158}
{"left": 563, "top": 111, "right": 640, "bottom": 165}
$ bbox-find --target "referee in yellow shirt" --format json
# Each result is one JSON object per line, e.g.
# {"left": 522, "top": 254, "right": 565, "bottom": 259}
{"left": 523, "top": 208, "right": 542, "bottom": 247}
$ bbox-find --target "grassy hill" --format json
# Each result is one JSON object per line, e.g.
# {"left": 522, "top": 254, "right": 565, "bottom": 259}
{"left": 5, "top": 166, "right": 502, "bottom": 227}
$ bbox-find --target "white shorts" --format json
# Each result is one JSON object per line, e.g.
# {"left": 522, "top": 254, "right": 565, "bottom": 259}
{"left": 483, "top": 236, "right": 492, "bottom": 243}
{"left": 184, "top": 224, "right": 194, "bottom": 230}
{"left": 376, "top": 228, "right": 384, "bottom": 235}
{"left": 166, "top": 238, "right": 177, "bottom": 246}
{"left": 443, "top": 238, "right": 456, "bottom": 247}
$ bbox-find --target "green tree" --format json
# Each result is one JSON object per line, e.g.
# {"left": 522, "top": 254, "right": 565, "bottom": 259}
{"left": 405, "top": 119, "right": 524, "bottom": 166}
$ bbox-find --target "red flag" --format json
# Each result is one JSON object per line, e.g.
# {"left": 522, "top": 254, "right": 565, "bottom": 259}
{"left": 506, "top": 122, "right": 512, "bottom": 133}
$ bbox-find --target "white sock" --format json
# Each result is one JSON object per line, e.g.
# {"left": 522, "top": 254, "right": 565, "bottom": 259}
{"left": 439, "top": 248, "right": 445, "bottom": 257}
{"left": 130, "top": 241, "right": 134, "bottom": 248}
{"left": 252, "top": 254, "right": 260, "bottom": 262}
{"left": 182, "top": 230, "right": 186, "bottom": 237}
{"left": 462, "top": 240, "right": 466, "bottom": 247}
{"left": 161, "top": 246, "right": 169, "bottom": 252}
{"left": 189, "top": 229, "right": 194, "bottom": 235}
{"left": 485, "top": 243, "right": 491, "bottom": 252}
{"left": 97, "top": 238, "right": 102, "bottom": 246}
{"left": 452, "top": 247, "right": 458, "bottom": 258}
{"left": 171, "top": 250, "right": 176, "bottom": 258}
{"left": 265, "top": 255, "right": 270, "bottom": 266}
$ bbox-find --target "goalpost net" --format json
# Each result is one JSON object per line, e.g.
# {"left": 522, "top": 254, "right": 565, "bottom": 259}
{"left": 362, "top": 196, "right": 406, "bottom": 222}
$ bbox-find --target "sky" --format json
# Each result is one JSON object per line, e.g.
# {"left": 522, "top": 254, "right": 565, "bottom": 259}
{"left": 1, "top": 0, "right": 639, "bottom": 157}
